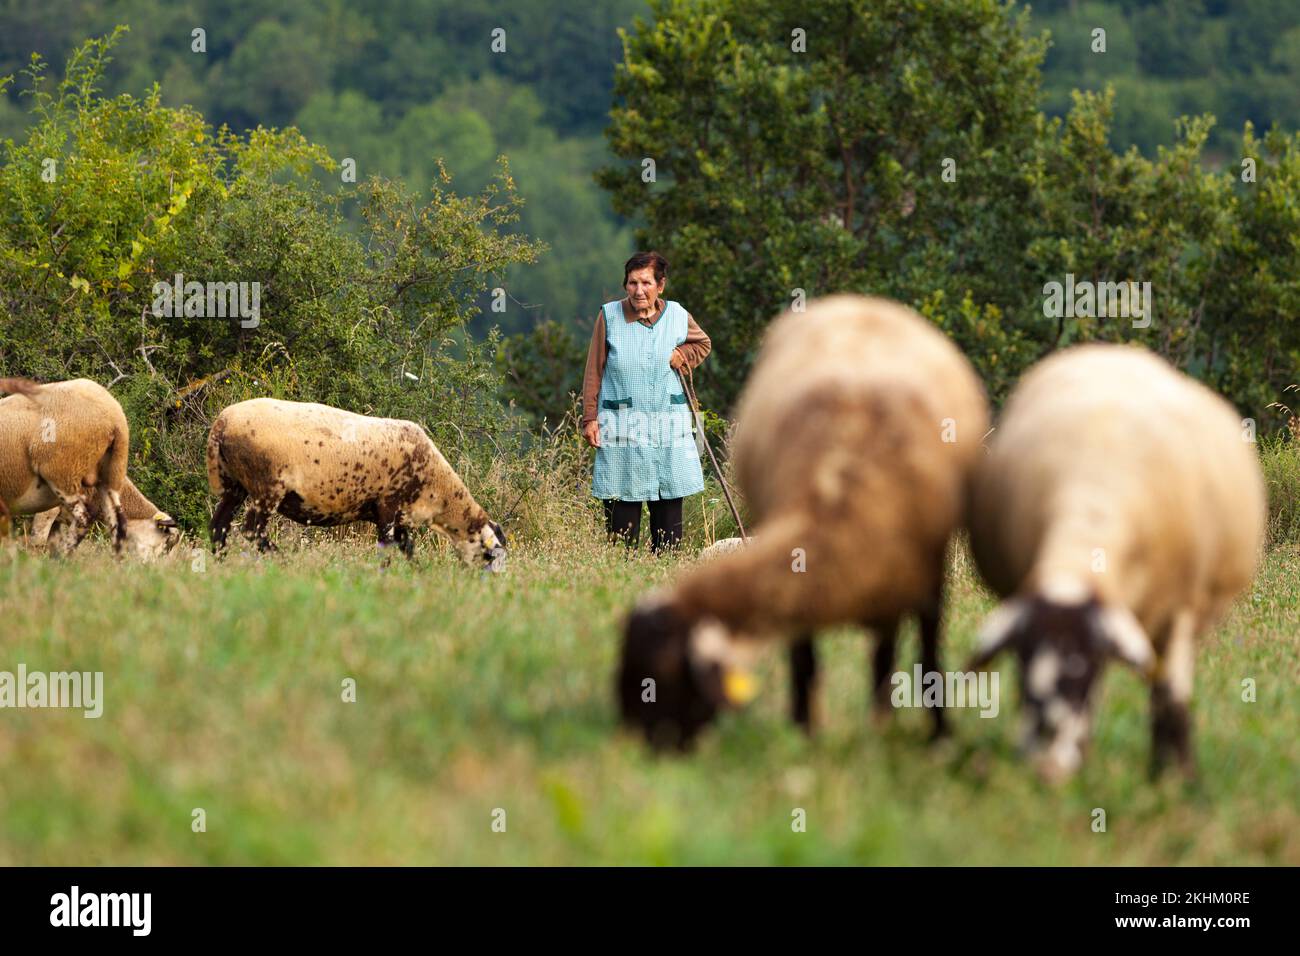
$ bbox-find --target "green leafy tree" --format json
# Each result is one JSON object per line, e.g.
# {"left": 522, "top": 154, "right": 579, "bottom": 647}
{"left": 1200, "top": 122, "right": 1300, "bottom": 419}
{"left": 0, "top": 30, "right": 541, "bottom": 529}
{"left": 599, "top": 0, "right": 1049, "bottom": 405}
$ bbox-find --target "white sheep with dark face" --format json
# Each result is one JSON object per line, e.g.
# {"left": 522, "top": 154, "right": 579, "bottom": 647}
{"left": 967, "top": 344, "right": 1265, "bottom": 781}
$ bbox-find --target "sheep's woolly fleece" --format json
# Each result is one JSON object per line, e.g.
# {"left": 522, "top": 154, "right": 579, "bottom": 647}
{"left": 970, "top": 343, "right": 1264, "bottom": 651}
{"left": 671, "top": 294, "right": 989, "bottom": 635}
{"left": 206, "top": 398, "right": 504, "bottom": 562}
{"left": 0, "top": 377, "right": 130, "bottom": 552}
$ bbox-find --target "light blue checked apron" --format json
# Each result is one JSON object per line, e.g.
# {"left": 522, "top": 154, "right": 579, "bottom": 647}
{"left": 592, "top": 298, "right": 705, "bottom": 501}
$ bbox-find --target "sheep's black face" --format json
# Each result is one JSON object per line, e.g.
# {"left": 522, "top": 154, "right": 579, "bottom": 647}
{"left": 973, "top": 589, "right": 1152, "bottom": 783}
{"left": 1010, "top": 600, "right": 1109, "bottom": 782}
{"left": 618, "top": 603, "right": 725, "bottom": 751}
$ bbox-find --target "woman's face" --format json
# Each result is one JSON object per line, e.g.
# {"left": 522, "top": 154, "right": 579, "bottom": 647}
{"left": 625, "top": 266, "right": 665, "bottom": 309}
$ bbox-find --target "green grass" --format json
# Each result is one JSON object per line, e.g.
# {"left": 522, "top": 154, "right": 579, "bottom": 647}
{"left": 1, "top": 532, "right": 1297, "bottom": 865}
{"left": 1262, "top": 439, "right": 1300, "bottom": 548}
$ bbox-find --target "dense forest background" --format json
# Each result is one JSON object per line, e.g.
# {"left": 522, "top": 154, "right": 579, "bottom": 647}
{"left": 4, "top": 0, "right": 1298, "bottom": 331}
{"left": 3, "top": 0, "right": 1300, "bottom": 534}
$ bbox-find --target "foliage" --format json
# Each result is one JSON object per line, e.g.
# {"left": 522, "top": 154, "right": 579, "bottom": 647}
{"left": 1261, "top": 438, "right": 1300, "bottom": 549}
{"left": 602, "top": 1, "right": 1300, "bottom": 427}
{"left": 497, "top": 319, "right": 588, "bottom": 429}
{"left": 0, "top": 1, "right": 646, "bottom": 326}
{"left": 600, "top": 0, "right": 1051, "bottom": 406}
{"left": 1033, "top": 0, "right": 1300, "bottom": 158}
{"left": 0, "top": 31, "right": 541, "bottom": 530}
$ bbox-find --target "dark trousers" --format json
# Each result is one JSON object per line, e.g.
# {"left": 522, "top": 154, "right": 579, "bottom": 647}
{"left": 603, "top": 498, "right": 683, "bottom": 553}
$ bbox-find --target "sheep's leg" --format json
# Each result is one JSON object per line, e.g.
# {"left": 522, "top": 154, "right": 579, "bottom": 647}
{"left": 50, "top": 490, "right": 91, "bottom": 556}
{"left": 375, "top": 508, "right": 396, "bottom": 553}
{"left": 96, "top": 486, "right": 127, "bottom": 556}
{"left": 210, "top": 485, "right": 247, "bottom": 552}
{"left": 394, "top": 520, "right": 414, "bottom": 560}
{"left": 788, "top": 635, "right": 818, "bottom": 733}
{"left": 54, "top": 503, "right": 89, "bottom": 555}
{"left": 870, "top": 618, "right": 900, "bottom": 720}
{"left": 919, "top": 602, "right": 948, "bottom": 740}
{"left": 241, "top": 502, "right": 276, "bottom": 553}
{"left": 374, "top": 502, "right": 415, "bottom": 561}
{"left": 1151, "top": 611, "right": 1197, "bottom": 777}
{"left": 35, "top": 511, "right": 62, "bottom": 547}
{"left": 0, "top": 498, "right": 10, "bottom": 541}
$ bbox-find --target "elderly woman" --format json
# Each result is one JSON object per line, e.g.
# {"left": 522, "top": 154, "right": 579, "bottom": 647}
{"left": 581, "top": 252, "right": 711, "bottom": 552}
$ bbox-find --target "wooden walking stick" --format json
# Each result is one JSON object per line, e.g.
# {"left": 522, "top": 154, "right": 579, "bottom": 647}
{"left": 676, "top": 364, "right": 748, "bottom": 542}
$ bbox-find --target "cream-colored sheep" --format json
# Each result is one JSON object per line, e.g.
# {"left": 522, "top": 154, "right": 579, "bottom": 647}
{"left": 30, "top": 476, "right": 179, "bottom": 561}
{"left": 618, "top": 295, "right": 989, "bottom": 748}
{"left": 206, "top": 398, "right": 506, "bottom": 568}
{"left": 0, "top": 378, "right": 129, "bottom": 554}
{"left": 967, "top": 344, "right": 1265, "bottom": 780}
{"left": 697, "top": 535, "right": 751, "bottom": 561}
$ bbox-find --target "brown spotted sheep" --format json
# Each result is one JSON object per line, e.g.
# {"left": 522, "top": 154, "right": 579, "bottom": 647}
{"left": 206, "top": 398, "right": 506, "bottom": 569}
{"left": 31, "top": 476, "right": 179, "bottom": 561}
{"left": 0, "top": 377, "right": 129, "bottom": 555}
{"left": 618, "top": 295, "right": 990, "bottom": 749}
{"left": 967, "top": 344, "right": 1265, "bottom": 781}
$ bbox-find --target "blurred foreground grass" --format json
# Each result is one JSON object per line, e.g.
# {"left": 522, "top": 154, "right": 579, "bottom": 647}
{"left": 0, "top": 532, "right": 1296, "bottom": 865}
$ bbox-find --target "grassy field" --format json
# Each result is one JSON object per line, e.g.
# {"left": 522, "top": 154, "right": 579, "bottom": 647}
{"left": 0, "top": 529, "right": 1297, "bottom": 866}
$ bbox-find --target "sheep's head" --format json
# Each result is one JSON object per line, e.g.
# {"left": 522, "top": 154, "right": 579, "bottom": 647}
{"left": 617, "top": 597, "right": 757, "bottom": 751}
{"left": 970, "top": 582, "right": 1152, "bottom": 782}
{"left": 124, "top": 512, "right": 181, "bottom": 562}
{"left": 457, "top": 518, "right": 507, "bottom": 573}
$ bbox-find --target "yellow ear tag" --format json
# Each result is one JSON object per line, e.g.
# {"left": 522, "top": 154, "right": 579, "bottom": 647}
{"left": 723, "top": 669, "right": 759, "bottom": 706}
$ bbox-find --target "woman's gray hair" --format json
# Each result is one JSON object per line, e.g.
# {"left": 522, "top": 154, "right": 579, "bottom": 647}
{"left": 624, "top": 251, "right": 669, "bottom": 283}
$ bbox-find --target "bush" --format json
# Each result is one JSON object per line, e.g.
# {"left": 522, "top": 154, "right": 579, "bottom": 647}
{"left": 0, "top": 31, "right": 541, "bottom": 533}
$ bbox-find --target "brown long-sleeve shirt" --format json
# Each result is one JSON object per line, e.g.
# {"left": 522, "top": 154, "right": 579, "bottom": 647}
{"left": 581, "top": 297, "right": 712, "bottom": 425}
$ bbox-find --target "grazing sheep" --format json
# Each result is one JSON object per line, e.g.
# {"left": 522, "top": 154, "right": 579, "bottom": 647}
{"left": 697, "top": 535, "right": 750, "bottom": 561}
{"left": 618, "top": 295, "right": 989, "bottom": 749}
{"left": 0, "top": 378, "right": 129, "bottom": 554}
{"left": 31, "top": 476, "right": 179, "bottom": 561}
{"left": 967, "top": 344, "right": 1265, "bottom": 780}
{"left": 206, "top": 398, "right": 506, "bottom": 569}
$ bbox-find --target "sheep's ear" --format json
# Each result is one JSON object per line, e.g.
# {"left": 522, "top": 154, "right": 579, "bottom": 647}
{"left": 688, "top": 618, "right": 759, "bottom": 708}
{"left": 1092, "top": 605, "right": 1154, "bottom": 674}
{"left": 969, "top": 598, "right": 1030, "bottom": 669}
{"left": 153, "top": 513, "right": 177, "bottom": 529}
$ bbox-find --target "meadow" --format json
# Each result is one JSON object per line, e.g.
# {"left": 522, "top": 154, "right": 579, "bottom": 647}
{"left": 1, "top": 519, "right": 1296, "bottom": 866}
